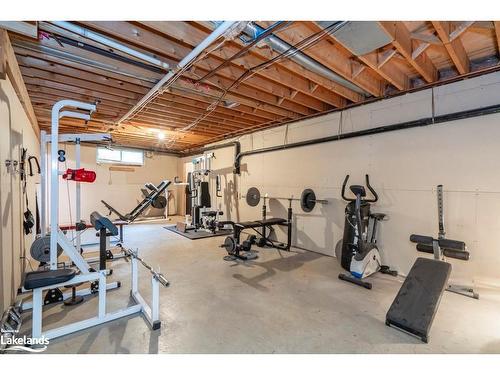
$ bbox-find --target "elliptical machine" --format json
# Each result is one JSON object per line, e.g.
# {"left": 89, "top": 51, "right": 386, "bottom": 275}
{"left": 336, "top": 174, "right": 397, "bottom": 289}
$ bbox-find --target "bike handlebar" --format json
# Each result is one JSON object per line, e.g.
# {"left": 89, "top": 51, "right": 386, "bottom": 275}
{"left": 365, "top": 174, "right": 378, "bottom": 203}
{"left": 340, "top": 174, "right": 378, "bottom": 203}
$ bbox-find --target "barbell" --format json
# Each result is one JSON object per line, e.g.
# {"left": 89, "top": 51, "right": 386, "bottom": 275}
{"left": 245, "top": 187, "right": 327, "bottom": 212}
{"left": 121, "top": 247, "right": 169, "bottom": 287}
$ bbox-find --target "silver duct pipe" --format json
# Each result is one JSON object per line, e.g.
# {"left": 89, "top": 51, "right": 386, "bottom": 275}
{"left": 51, "top": 21, "right": 171, "bottom": 70}
{"left": 241, "top": 22, "right": 369, "bottom": 96}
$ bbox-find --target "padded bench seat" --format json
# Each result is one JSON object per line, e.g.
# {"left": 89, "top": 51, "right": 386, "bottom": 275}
{"left": 235, "top": 218, "right": 287, "bottom": 229}
{"left": 24, "top": 269, "right": 76, "bottom": 290}
{"left": 59, "top": 220, "right": 128, "bottom": 231}
{"left": 259, "top": 218, "right": 287, "bottom": 225}
{"left": 235, "top": 221, "right": 261, "bottom": 229}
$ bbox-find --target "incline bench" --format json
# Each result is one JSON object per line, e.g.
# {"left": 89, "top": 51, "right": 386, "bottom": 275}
{"left": 101, "top": 180, "right": 171, "bottom": 222}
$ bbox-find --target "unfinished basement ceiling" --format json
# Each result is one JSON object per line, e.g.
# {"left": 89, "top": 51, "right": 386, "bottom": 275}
{"left": 8, "top": 21, "right": 500, "bottom": 153}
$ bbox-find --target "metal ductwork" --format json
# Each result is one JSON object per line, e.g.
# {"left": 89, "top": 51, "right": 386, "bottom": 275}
{"left": 238, "top": 22, "right": 370, "bottom": 96}
{"left": 316, "top": 21, "right": 392, "bottom": 57}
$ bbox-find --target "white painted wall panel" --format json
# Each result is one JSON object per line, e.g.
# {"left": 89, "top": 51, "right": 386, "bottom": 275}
{"left": 184, "top": 72, "right": 500, "bottom": 287}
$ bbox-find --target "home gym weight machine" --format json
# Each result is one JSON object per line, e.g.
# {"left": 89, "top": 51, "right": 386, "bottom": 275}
{"left": 18, "top": 100, "right": 169, "bottom": 340}
{"left": 175, "top": 153, "right": 226, "bottom": 234}
{"left": 336, "top": 175, "right": 397, "bottom": 289}
{"left": 221, "top": 187, "right": 328, "bottom": 260}
{"left": 21, "top": 109, "right": 121, "bottom": 309}
{"left": 33, "top": 127, "right": 129, "bottom": 268}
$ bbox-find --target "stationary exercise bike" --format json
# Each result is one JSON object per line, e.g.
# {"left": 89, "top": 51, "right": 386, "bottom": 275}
{"left": 336, "top": 175, "right": 397, "bottom": 289}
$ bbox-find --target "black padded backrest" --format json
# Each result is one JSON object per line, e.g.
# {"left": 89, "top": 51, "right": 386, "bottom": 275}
{"left": 90, "top": 211, "right": 118, "bottom": 235}
{"left": 386, "top": 257, "right": 451, "bottom": 342}
{"left": 200, "top": 181, "right": 211, "bottom": 207}
{"left": 350, "top": 185, "right": 366, "bottom": 197}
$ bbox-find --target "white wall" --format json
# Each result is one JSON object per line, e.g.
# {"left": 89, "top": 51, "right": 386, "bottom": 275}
{"left": 51, "top": 144, "right": 181, "bottom": 226}
{"left": 183, "top": 71, "right": 500, "bottom": 287}
{"left": 0, "top": 76, "right": 40, "bottom": 313}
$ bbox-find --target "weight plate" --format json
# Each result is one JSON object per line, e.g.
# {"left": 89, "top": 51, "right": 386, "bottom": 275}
{"left": 223, "top": 236, "right": 236, "bottom": 253}
{"left": 246, "top": 187, "right": 261, "bottom": 207}
{"left": 300, "top": 188, "right": 316, "bottom": 212}
{"left": 152, "top": 195, "right": 167, "bottom": 209}
{"left": 30, "top": 235, "right": 63, "bottom": 263}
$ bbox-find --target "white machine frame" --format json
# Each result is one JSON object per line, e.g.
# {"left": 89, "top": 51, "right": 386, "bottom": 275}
{"left": 38, "top": 113, "right": 126, "bottom": 267}
{"left": 30, "top": 253, "right": 161, "bottom": 340}
{"left": 24, "top": 100, "right": 165, "bottom": 339}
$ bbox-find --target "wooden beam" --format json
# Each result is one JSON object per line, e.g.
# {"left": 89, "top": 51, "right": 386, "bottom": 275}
{"left": 140, "top": 21, "right": 350, "bottom": 107}
{"left": 410, "top": 32, "right": 442, "bottom": 45}
{"left": 15, "top": 49, "right": 271, "bottom": 125}
{"left": 15, "top": 33, "right": 294, "bottom": 121}
{"left": 80, "top": 22, "right": 319, "bottom": 116}
{"left": 411, "top": 42, "right": 430, "bottom": 60}
{"left": 0, "top": 30, "right": 6, "bottom": 79}
{"left": 471, "top": 21, "right": 494, "bottom": 30}
{"left": 0, "top": 22, "right": 38, "bottom": 39}
{"left": 17, "top": 54, "right": 151, "bottom": 95}
{"left": 356, "top": 48, "right": 409, "bottom": 90}
{"left": 432, "top": 21, "right": 470, "bottom": 74}
{"left": 0, "top": 30, "right": 39, "bottom": 138}
{"left": 379, "top": 21, "right": 437, "bottom": 83}
{"left": 494, "top": 22, "right": 500, "bottom": 57}
{"left": 449, "top": 21, "right": 474, "bottom": 42}
{"left": 377, "top": 48, "right": 397, "bottom": 69}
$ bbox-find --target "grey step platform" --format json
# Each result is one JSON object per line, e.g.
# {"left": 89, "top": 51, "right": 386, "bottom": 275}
{"left": 386, "top": 257, "right": 451, "bottom": 343}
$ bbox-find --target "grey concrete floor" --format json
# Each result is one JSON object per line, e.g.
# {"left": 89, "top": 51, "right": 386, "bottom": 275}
{"left": 20, "top": 219, "right": 500, "bottom": 354}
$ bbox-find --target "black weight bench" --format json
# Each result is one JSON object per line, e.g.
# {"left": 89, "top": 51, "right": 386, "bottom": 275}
{"left": 386, "top": 257, "right": 451, "bottom": 343}
{"left": 234, "top": 218, "right": 287, "bottom": 230}
{"left": 221, "top": 216, "right": 291, "bottom": 260}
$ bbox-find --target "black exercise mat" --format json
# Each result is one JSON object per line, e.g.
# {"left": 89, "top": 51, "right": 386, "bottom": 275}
{"left": 164, "top": 225, "right": 232, "bottom": 240}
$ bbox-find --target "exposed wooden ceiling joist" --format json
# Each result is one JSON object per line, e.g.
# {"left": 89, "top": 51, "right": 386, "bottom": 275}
{"left": 4, "top": 20, "right": 500, "bottom": 151}
{"left": 432, "top": 21, "right": 470, "bottom": 75}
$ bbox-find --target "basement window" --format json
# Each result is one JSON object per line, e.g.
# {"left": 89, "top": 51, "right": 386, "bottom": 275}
{"left": 96, "top": 147, "right": 144, "bottom": 166}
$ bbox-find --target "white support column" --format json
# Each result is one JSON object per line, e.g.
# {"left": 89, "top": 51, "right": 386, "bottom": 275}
{"left": 40, "top": 131, "right": 47, "bottom": 236}
{"left": 75, "top": 138, "right": 81, "bottom": 253}
{"left": 49, "top": 102, "right": 64, "bottom": 269}
{"left": 132, "top": 256, "right": 138, "bottom": 294}
{"left": 151, "top": 276, "right": 160, "bottom": 323}
{"left": 98, "top": 271, "right": 106, "bottom": 319}
{"left": 31, "top": 289, "right": 43, "bottom": 338}
{"left": 49, "top": 100, "right": 96, "bottom": 270}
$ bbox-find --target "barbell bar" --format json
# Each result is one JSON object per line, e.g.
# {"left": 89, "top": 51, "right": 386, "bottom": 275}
{"left": 122, "top": 247, "right": 170, "bottom": 287}
{"left": 244, "top": 187, "right": 327, "bottom": 212}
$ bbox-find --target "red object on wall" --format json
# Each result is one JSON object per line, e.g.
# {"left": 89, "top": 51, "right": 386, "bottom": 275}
{"left": 62, "top": 168, "right": 96, "bottom": 183}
